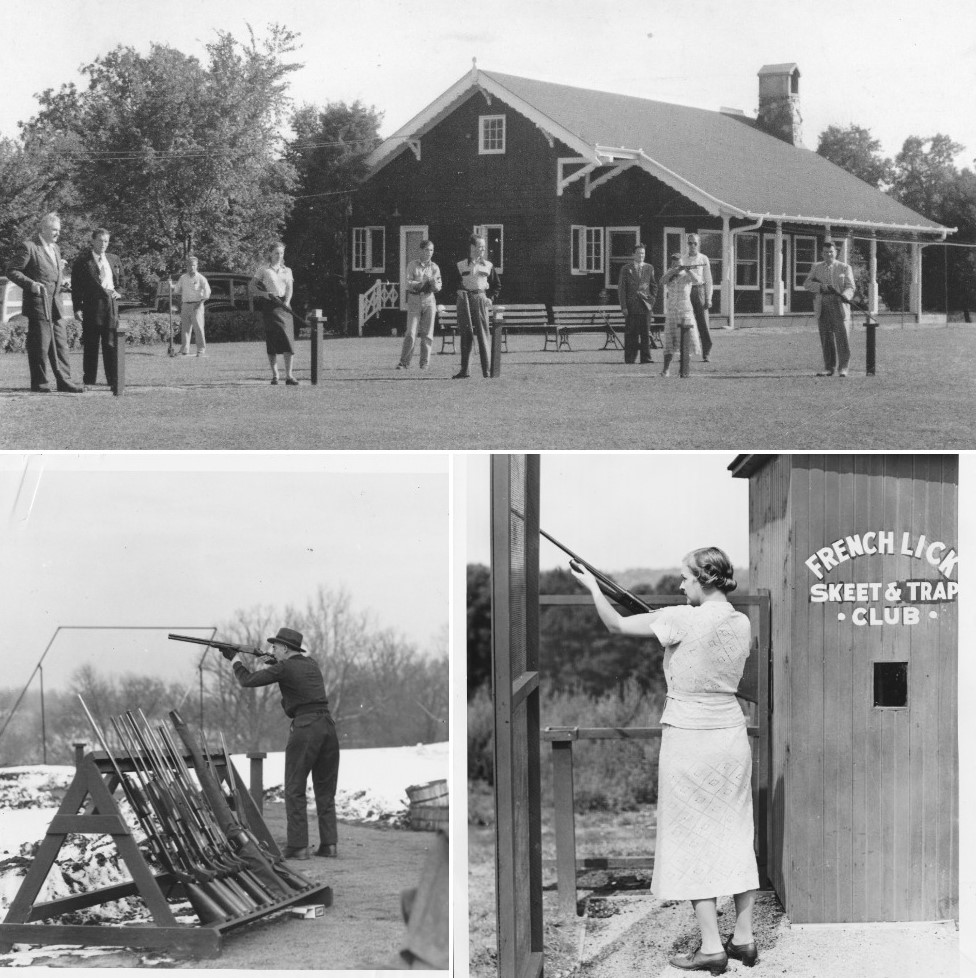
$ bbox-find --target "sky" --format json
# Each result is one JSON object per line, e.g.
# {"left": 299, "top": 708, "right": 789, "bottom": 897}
{"left": 0, "top": 0, "right": 973, "bottom": 164}
{"left": 0, "top": 453, "right": 448, "bottom": 694}
{"left": 464, "top": 453, "right": 749, "bottom": 572}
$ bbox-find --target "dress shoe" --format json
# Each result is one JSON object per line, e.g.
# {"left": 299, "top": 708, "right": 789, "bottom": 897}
{"left": 452, "top": 371, "right": 469, "bottom": 379}
{"left": 282, "top": 846, "right": 310, "bottom": 860}
{"left": 285, "top": 377, "right": 300, "bottom": 386}
{"left": 270, "top": 378, "right": 279, "bottom": 385}
{"left": 396, "top": 363, "right": 407, "bottom": 370}
{"left": 314, "top": 844, "right": 338, "bottom": 858}
{"left": 838, "top": 369, "right": 849, "bottom": 378}
{"left": 57, "top": 383, "right": 84, "bottom": 393}
{"left": 640, "top": 358, "right": 653, "bottom": 364}
{"left": 669, "top": 948, "right": 728, "bottom": 975}
{"left": 724, "top": 936, "right": 758, "bottom": 967}
{"left": 816, "top": 369, "right": 834, "bottom": 377}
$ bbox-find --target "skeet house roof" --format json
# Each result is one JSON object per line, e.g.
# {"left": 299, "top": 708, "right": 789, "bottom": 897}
{"left": 368, "top": 68, "right": 950, "bottom": 236}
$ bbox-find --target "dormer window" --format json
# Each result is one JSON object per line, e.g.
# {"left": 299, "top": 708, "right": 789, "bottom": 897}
{"left": 479, "top": 115, "right": 506, "bottom": 155}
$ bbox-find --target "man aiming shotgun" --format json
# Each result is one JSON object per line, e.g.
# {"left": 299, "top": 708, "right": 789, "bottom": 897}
{"left": 222, "top": 627, "right": 340, "bottom": 862}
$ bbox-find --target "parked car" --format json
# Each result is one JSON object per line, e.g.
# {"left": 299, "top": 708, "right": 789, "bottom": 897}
{"left": 156, "top": 271, "right": 256, "bottom": 314}
{"left": 1, "top": 276, "right": 75, "bottom": 323}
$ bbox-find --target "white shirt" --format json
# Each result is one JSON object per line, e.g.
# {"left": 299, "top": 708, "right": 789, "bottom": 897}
{"left": 93, "top": 250, "right": 115, "bottom": 293}
{"left": 682, "top": 251, "right": 713, "bottom": 297}
{"left": 175, "top": 271, "right": 211, "bottom": 303}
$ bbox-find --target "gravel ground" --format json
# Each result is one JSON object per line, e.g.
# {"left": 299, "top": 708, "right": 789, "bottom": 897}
{"left": 543, "top": 887, "right": 958, "bottom": 978}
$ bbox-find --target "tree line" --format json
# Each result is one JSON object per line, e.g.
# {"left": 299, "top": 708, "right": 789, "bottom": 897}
{"left": 0, "top": 586, "right": 447, "bottom": 766}
{"left": 816, "top": 125, "right": 976, "bottom": 317}
{"left": 0, "top": 25, "right": 381, "bottom": 332}
{"left": 466, "top": 563, "right": 683, "bottom": 701}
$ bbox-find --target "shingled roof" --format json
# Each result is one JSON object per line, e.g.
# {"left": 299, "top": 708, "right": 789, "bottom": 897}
{"left": 369, "top": 68, "right": 949, "bottom": 236}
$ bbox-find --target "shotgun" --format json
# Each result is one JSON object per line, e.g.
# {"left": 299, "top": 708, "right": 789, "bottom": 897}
{"left": 510, "top": 509, "right": 651, "bottom": 615}
{"left": 168, "top": 633, "right": 272, "bottom": 660}
{"left": 811, "top": 276, "right": 874, "bottom": 316}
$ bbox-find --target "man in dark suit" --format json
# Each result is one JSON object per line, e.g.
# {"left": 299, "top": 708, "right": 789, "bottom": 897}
{"left": 71, "top": 228, "right": 123, "bottom": 387}
{"left": 6, "top": 212, "right": 83, "bottom": 392}
{"left": 618, "top": 243, "right": 658, "bottom": 364}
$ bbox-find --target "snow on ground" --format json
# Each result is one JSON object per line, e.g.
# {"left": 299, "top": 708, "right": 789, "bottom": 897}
{"left": 0, "top": 742, "right": 449, "bottom": 915}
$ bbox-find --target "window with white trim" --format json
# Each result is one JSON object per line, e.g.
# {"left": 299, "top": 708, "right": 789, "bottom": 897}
{"left": 697, "top": 230, "right": 723, "bottom": 296}
{"left": 606, "top": 227, "right": 641, "bottom": 289}
{"left": 794, "top": 235, "right": 817, "bottom": 289}
{"left": 735, "top": 232, "right": 760, "bottom": 288}
{"left": 571, "top": 226, "right": 604, "bottom": 274}
{"left": 473, "top": 225, "right": 504, "bottom": 271}
{"left": 479, "top": 115, "right": 506, "bottom": 154}
{"left": 352, "top": 227, "right": 385, "bottom": 272}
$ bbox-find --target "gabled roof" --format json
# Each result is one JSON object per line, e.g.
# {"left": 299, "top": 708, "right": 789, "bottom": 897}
{"left": 367, "top": 68, "right": 950, "bottom": 237}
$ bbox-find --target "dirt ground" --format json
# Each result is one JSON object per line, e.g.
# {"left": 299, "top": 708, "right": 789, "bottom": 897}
{"left": 469, "top": 815, "right": 959, "bottom": 978}
{"left": 2, "top": 802, "right": 443, "bottom": 970}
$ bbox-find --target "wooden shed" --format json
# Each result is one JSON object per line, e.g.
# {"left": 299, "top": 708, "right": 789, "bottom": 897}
{"left": 729, "top": 454, "right": 958, "bottom": 924}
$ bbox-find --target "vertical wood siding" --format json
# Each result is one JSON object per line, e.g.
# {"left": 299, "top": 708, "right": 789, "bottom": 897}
{"left": 747, "top": 455, "right": 957, "bottom": 923}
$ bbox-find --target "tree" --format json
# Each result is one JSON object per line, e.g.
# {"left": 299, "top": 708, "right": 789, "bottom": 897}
{"left": 19, "top": 26, "right": 302, "bottom": 296}
{"left": 284, "top": 101, "right": 382, "bottom": 331}
{"left": 816, "top": 124, "right": 893, "bottom": 188}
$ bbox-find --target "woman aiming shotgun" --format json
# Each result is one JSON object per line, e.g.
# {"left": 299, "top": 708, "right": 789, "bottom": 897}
{"left": 570, "top": 546, "right": 759, "bottom": 975}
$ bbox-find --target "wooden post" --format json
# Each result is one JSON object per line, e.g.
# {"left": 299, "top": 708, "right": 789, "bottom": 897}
{"left": 679, "top": 324, "right": 691, "bottom": 378}
{"left": 73, "top": 742, "right": 87, "bottom": 766}
{"left": 247, "top": 752, "right": 266, "bottom": 815}
{"left": 550, "top": 733, "right": 578, "bottom": 917}
{"left": 112, "top": 325, "right": 127, "bottom": 396}
{"left": 865, "top": 319, "right": 878, "bottom": 376}
{"left": 310, "top": 316, "right": 324, "bottom": 385}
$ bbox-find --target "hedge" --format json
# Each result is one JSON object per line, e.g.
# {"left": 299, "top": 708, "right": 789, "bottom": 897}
{"left": 0, "top": 309, "right": 265, "bottom": 353}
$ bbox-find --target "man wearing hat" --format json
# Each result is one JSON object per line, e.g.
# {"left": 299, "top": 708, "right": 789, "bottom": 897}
{"left": 228, "top": 626, "right": 340, "bottom": 860}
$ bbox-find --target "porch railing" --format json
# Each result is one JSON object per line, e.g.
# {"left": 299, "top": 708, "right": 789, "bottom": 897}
{"left": 358, "top": 279, "right": 399, "bottom": 334}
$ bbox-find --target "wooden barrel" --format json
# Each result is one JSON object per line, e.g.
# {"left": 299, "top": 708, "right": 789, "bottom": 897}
{"left": 407, "top": 779, "right": 448, "bottom": 831}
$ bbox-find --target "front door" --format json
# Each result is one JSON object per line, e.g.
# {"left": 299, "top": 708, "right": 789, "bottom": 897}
{"left": 763, "top": 234, "right": 791, "bottom": 313}
{"left": 399, "top": 226, "right": 428, "bottom": 310}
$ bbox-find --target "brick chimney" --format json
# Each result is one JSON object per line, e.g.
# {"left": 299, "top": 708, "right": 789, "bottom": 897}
{"left": 756, "top": 64, "right": 803, "bottom": 146}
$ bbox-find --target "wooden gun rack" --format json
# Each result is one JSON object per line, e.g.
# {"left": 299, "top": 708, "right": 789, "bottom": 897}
{"left": 0, "top": 750, "right": 333, "bottom": 958}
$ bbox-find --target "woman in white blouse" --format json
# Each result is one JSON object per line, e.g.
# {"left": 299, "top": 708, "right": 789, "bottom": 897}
{"left": 571, "top": 546, "right": 759, "bottom": 975}
{"left": 249, "top": 242, "right": 298, "bottom": 385}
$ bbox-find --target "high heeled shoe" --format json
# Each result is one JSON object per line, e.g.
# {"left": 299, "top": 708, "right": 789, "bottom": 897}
{"left": 668, "top": 947, "right": 728, "bottom": 975}
{"left": 724, "top": 935, "right": 758, "bottom": 967}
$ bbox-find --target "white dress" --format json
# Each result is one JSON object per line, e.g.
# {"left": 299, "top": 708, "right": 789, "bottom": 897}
{"left": 647, "top": 602, "right": 759, "bottom": 900}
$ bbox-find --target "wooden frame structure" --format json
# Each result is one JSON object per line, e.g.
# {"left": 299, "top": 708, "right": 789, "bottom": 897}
{"left": 540, "top": 591, "right": 772, "bottom": 917}
{"left": 0, "top": 750, "right": 332, "bottom": 958}
{"left": 490, "top": 454, "right": 543, "bottom": 978}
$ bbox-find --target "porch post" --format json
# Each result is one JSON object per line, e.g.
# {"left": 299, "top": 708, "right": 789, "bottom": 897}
{"left": 910, "top": 241, "right": 922, "bottom": 317}
{"left": 773, "top": 222, "right": 784, "bottom": 316}
{"left": 868, "top": 235, "right": 879, "bottom": 315}
{"left": 722, "top": 215, "right": 733, "bottom": 329}
{"left": 840, "top": 234, "right": 850, "bottom": 264}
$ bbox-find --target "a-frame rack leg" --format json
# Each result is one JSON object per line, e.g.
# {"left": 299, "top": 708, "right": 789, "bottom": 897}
{"left": 0, "top": 751, "right": 332, "bottom": 958}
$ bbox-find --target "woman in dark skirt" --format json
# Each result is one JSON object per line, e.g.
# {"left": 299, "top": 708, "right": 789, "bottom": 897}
{"left": 249, "top": 242, "right": 298, "bottom": 385}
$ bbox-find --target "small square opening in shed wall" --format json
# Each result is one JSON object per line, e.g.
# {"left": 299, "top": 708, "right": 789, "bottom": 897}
{"left": 874, "top": 662, "right": 908, "bottom": 707}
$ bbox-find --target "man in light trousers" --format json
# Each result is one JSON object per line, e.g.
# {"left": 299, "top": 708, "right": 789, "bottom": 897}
{"left": 398, "top": 240, "right": 441, "bottom": 370}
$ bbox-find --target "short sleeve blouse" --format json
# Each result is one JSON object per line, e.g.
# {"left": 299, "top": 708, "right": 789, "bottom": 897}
{"left": 649, "top": 603, "right": 751, "bottom": 729}
{"left": 254, "top": 263, "right": 293, "bottom": 300}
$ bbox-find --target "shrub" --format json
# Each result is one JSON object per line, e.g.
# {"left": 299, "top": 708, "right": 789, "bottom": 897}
{"left": 467, "top": 680, "right": 664, "bottom": 815}
{"left": 2, "top": 309, "right": 267, "bottom": 354}
{"left": 540, "top": 680, "right": 664, "bottom": 812}
{"left": 203, "top": 310, "right": 264, "bottom": 343}
{"left": 467, "top": 684, "right": 495, "bottom": 785}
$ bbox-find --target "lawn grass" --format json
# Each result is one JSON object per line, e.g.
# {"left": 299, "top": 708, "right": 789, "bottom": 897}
{"left": 1, "top": 322, "right": 973, "bottom": 449}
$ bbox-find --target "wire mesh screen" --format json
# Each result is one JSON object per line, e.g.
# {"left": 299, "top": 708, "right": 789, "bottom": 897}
{"left": 491, "top": 454, "right": 542, "bottom": 978}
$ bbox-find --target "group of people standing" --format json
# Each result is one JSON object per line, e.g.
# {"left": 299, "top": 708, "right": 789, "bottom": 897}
{"left": 6, "top": 213, "right": 122, "bottom": 392}
{"left": 618, "top": 235, "right": 714, "bottom": 373}
{"left": 395, "top": 233, "right": 500, "bottom": 379}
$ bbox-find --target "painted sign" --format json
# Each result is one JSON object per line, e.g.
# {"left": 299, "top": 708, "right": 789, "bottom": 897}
{"left": 805, "top": 530, "right": 958, "bottom": 626}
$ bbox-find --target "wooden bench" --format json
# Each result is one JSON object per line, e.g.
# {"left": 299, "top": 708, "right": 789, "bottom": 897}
{"left": 551, "top": 305, "right": 665, "bottom": 351}
{"left": 437, "top": 302, "right": 549, "bottom": 354}
{"left": 491, "top": 303, "right": 548, "bottom": 351}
